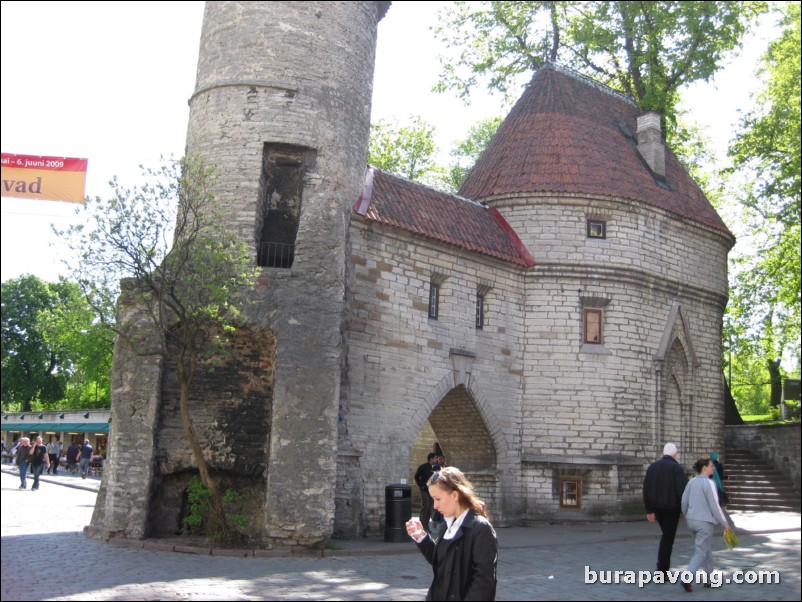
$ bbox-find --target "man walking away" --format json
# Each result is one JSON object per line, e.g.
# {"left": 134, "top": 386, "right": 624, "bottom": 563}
{"left": 79, "top": 439, "right": 93, "bottom": 479}
{"left": 643, "top": 442, "right": 688, "bottom": 575}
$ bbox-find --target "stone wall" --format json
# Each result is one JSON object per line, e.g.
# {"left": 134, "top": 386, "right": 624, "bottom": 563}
{"left": 343, "top": 221, "right": 527, "bottom": 533}
{"left": 147, "top": 327, "right": 275, "bottom": 538}
{"left": 507, "top": 193, "right": 729, "bottom": 515}
{"left": 87, "top": 284, "right": 163, "bottom": 541}
{"left": 494, "top": 194, "right": 731, "bottom": 295}
{"left": 343, "top": 187, "right": 731, "bottom": 529}
{"left": 725, "top": 423, "right": 802, "bottom": 491}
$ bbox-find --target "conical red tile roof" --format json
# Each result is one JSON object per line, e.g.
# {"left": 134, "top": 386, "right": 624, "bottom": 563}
{"left": 459, "top": 65, "right": 731, "bottom": 236}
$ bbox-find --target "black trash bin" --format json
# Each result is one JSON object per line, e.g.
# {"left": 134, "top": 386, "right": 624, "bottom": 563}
{"left": 384, "top": 483, "right": 412, "bottom": 542}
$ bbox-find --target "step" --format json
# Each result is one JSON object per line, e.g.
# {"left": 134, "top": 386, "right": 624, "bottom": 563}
{"left": 728, "top": 482, "right": 797, "bottom": 491}
{"left": 722, "top": 446, "right": 800, "bottom": 513}
{"left": 727, "top": 501, "right": 800, "bottom": 512}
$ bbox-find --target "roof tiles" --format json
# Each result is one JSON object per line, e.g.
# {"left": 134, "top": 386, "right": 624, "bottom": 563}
{"left": 353, "top": 168, "right": 535, "bottom": 267}
{"left": 459, "top": 66, "right": 731, "bottom": 236}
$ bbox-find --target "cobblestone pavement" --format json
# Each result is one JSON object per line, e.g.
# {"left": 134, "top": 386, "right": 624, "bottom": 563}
{"left": 1, "top": 470, "right": 799, "bottom": 601}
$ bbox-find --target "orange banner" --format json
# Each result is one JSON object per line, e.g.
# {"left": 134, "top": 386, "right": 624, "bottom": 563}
{"left": 1, "top": 153, "right": 88, "bottom": 203}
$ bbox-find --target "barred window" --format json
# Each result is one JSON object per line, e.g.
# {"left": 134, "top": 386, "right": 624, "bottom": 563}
{"left": 429, "top": 283, "right": 440, "bottom": 319}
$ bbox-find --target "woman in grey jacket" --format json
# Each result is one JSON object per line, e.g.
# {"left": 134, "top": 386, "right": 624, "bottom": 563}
{"left": 406, "top": 467, "right": 498, "bottom": 601}
{"left": 681, "top": 457, "right": 731, "bottom": 591}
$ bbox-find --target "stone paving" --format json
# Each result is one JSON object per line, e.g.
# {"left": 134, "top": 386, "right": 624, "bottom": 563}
{"left": 1, "top": 469, "right": 799, "bottom": 601}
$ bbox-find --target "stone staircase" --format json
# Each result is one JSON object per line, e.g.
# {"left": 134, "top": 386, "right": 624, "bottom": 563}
{"left": 724, "top": 447, "right": 801, "bottom": 512}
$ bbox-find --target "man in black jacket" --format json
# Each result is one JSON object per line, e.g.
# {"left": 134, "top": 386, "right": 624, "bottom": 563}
{"left": 414, "top": 453, "right": 439, "bottom": 532}
{"left": 643, "top": 442, "right": 688, "bottom": 576}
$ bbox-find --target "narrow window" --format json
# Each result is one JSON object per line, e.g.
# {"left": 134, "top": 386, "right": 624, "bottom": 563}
{"left": 257, "top": 144, "right": 315, "bottom": 268}
{"left": 429, "top": 283, "right": 440, "bottom": 319}
{"left": 584, "top": 309, "right": 603, "bottom": 344}
{"left": 475, "top": 294, "right": 485, "bottom": 329}
{"left": 560, "top": 477, "right": 581, "bottom": 508}
{"left": 587, "top": 220, "right": 606, "bottom": 239}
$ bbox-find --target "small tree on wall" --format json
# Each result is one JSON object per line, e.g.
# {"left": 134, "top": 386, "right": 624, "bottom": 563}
{"left": 55, "top": 156, "right": 259, "bottom": 539}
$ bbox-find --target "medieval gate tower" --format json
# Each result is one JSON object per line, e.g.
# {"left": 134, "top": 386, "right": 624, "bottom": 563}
{"left": 89, "top": 1, "right": 390, "bottom": 547}
{"left": 88, "top": 1, "right": 732, "bottom": 547}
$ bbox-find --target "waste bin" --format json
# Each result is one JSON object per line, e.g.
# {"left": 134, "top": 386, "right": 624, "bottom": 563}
{"left": 384, "top": 483, "right": 412, "bottom": 542}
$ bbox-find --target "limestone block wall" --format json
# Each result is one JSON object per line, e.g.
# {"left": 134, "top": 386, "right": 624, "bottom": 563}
{"left": 495, "top": 195, "right": 732, "bottom": 297}
{"left": 520, "top": 277, "right": 726, "bottom": 457}
{"left": 511, "top": 195, "right": 729, "bottom": 516}
{"left": 343, "top": 221, "right": 527, "bottom": 533}
{"left": 520, "top": 462, "right": 644, "bottom": 521}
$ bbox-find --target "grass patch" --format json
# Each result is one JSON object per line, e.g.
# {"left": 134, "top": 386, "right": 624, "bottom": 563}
{"left": 741, "top": 413, "right": 800, "bottom": 424}
{"left": 741, "top": 414, "right": 773, "bottom": 423}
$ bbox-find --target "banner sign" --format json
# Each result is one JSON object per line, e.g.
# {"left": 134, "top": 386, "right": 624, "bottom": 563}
{"left": 1, "top": 153, "right": 88, "bottom": 203}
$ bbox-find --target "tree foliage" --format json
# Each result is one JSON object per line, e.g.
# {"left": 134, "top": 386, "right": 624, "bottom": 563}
{"left": 449, "top": 116, "right": 503, "bottom": 192}
{"left": 725, "top": 1, "right": 801, "bottom": 412}
{"left": 433, "top": 1, "right": 765, "bottom": 136}
{"left": 368, "top": 116, "right": 447, "bottom": 188}
{"left": 56, "top": 156, "right": 258, "bottom": 540}
{"left": 1, "top": 275, "right": 112, "bottom": 411}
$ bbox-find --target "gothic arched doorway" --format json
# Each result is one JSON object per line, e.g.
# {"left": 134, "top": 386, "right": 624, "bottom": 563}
{"left": 408, "top": 385, "right": 498, "bottom": 515}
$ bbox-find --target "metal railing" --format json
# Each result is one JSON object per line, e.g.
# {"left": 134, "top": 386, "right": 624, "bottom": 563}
{"left": 257, "top": 241, "right": 295, "bottom": 268}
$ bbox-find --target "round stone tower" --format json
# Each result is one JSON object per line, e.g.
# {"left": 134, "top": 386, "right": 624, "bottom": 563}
{"left": 185, "top": 1, "right": 389, "bottom": 545}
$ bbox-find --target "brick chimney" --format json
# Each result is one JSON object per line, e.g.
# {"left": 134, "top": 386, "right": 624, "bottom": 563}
{"left": 636, "top": 111, "right": 665, "bottom": 177}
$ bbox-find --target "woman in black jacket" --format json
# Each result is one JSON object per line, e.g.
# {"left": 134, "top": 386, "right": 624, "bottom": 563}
{"left": 406, "top": 467, "right": 498, "bottom": 601}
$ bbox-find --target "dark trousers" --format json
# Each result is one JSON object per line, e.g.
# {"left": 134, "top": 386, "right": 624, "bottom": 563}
{"left": 654, "top": 509, "right": 681, "bottom": 572}
{"left": 48, "top": 453, "right": 58, "bottom": 473}
{"left": 31, "top": 463, "right": 45, "bottom": 489}
{"left": 419, "top": 488, "right": 434, "bottom": 531}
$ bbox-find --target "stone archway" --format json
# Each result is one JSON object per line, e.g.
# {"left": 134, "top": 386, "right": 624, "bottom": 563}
{"left": 408, "top": 384, "right": 498, "bottom": 515}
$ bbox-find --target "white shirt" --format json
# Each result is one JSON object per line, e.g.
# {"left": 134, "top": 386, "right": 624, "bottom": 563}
{"left": 442, "top": 509, "right": 470, "bottom": 540}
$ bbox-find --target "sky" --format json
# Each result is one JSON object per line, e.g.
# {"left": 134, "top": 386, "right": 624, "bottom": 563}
{"left": 0, "top": 1, "right": 780, "bottom": 283}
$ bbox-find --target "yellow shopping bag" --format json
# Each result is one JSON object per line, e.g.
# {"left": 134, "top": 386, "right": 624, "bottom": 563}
{"left": 723, "top": 527, "right": 739, "bottom": 550}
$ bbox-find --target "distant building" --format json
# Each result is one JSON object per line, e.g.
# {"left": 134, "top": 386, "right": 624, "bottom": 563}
{"left": 1, "top": 409, "right": 109, "bottom": 455}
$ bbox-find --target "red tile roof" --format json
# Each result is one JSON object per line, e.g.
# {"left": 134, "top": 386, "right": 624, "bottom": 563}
{"left": 459, "top": 65, "right": 732, "bottom": 236}
{"left": 353, "top": 168, "right": 535, "bottom": 267}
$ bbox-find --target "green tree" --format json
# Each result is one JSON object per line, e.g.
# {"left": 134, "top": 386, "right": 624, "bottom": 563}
{"left": 368, "top": 116, "right": 447, "bottom": 188}
{"left": 1, "top": 275, "right": 110, "bottom": 411}
{"left": 433, "top": 1, "right": 764, "bottom": 136}
{"left": 2, "top": 275, "right": 68, "bottom": 411}
{"left": 41, "top": 282, "right": 114, "bottom": 408}
{"left": 56, "top": 156, "right": 258, "bottom": 540}
{"left": 726, "top": 1, "right": 801, "bottom": 410}
{"left": 448, "top": 116, "right": 503, "bottom": 192}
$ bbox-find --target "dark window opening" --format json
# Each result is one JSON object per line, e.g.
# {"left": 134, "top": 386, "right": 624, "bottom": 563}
{"left": 476, "top": 294, "right": 485, "bottom": 329}
{"left": 587, "top": 220, "right": 606, "bottom": 239}
{"left": 257, "top": 144, "right": 315, "bottom": 268}
{"left": 429, "top": 283, "right": 440, "bottom": 319}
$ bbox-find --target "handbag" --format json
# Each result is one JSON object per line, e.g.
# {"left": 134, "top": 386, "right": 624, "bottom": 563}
{"left": 723, "top": 527, "right": 739, "bottom": 550}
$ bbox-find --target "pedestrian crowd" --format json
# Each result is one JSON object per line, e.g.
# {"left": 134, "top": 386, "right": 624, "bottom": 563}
{"left": 6, "top": 436, "right": 103, "bottom": 490}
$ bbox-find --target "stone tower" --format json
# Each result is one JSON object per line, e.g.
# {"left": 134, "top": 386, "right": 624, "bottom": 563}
{"left": 88, "top": 1, "right": 389, "bottom": 547}
{"left": 185, "top": 0, "right": 389, "bottom": 546}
